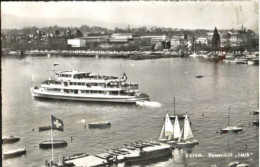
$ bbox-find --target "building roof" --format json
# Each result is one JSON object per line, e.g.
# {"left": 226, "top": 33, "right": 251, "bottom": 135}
{"left": 81, "top": 36, "right": 109, "bottom": 39}
{"left": 112, "top": 33, "right": 133, "bottom": 36}
{"left": 108, "top": 38, "right": 129, "bottom": 43}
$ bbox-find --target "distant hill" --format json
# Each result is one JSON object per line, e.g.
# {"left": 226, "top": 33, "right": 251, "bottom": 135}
{"left": 1, "top": 14, "right": 131, "bottom": 29}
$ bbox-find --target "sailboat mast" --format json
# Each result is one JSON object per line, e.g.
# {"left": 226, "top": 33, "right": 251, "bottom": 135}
{"left": 228, "top": 107, "right": 230, "bottom": 126}
{"left": 50, "top": 114, "right": 54, "bottom": 163}
{"left": 173, "top": 98, "right": 175, "bottom": 115}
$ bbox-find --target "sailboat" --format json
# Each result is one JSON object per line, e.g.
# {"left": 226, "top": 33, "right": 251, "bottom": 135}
{"left": 159, "top": 113, "right": 174, "bottom": 142}
{"left": 176, "top": 115, "right": 199, "bottom": 147}
{"left": 169, "top": 98, "right": 186, "bottom": 120}
{"left": 221, "top": 107, "right": 242, "bottom": 133}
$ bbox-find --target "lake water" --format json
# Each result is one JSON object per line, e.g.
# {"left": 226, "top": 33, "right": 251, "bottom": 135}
{"left": 2, "top": 55, "right": 259, "bottom": 167}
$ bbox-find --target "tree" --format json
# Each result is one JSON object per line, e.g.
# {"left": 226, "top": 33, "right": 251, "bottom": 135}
{"left": 165, "top": 41, "right": 171, "bottom": 49}
{"left": 161, "top": 41, "right": 166, "bottom": 49}
{"left": 212, "top": 27, "right": 220, "bottom": 48}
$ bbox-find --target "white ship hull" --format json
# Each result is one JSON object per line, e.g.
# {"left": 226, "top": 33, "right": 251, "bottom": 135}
{"left": 31, "top": 88, "right": 149, "bottom": 103}
{"left": 125, "top": 148, "right": 172, "bottom": 162}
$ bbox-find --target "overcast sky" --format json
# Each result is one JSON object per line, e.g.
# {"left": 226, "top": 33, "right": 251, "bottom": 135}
{"left": 1, "top": 1, "right": 259, "bottom": 31}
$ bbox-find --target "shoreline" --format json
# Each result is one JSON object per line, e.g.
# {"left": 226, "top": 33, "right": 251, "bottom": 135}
{"left": 3, "top": 50, "right": 187, "bottom": 59}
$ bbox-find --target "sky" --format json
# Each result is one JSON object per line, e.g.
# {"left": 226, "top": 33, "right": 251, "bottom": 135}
{"left": 1, "top": 1, "right": 259, "bottom": 31}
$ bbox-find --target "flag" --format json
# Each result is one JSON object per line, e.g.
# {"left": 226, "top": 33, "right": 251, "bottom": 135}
{"left": 53, "top": 62, "right": 60, "bottom": 66}
{"left": 51, "top": 115, "right": 64, "bottom": 131}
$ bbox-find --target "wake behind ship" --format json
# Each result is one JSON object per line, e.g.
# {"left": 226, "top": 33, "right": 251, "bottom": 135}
{"left": 30, "top": 70, "right": 149, "bottom": 103}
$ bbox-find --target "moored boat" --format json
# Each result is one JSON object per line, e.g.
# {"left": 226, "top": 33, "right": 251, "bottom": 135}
{"left": 253, "top": 119, "right": 259, "bottom": 126}
{"left": 235, "top": 58, "right": 247, "bottom": 64}
{"left": 64, "top": 153, "right": 89, "bottom": 161}
{"left": 124, "top": 143, "right": 172, "bottom": 162}
{"left": 3, "top": 148, "right": 26, "bottom": 159}
{"left": 2, "top": 136, "right": 20, "bottom": 144}
{"left": 169, "top": 98, "right": 186, "bottom": 120}
{"left": 247, "top": 58, "right": 259, "bottom": 65}
{"left": 221, "top": 107, "right": 242, "bottom": 133}
{"left": 195, "top": 75, "right": 204, "bottom": 78}
{"left": 39, "top": 140, "right": 68, "bottom": 149}
{"left": 39, "top": 126, "right": 52, "bottom": 131}
{"left": 62, "top": 154, "right": 108, "bottom": 167}
{"left": 30, "top": 70, "right": 149, "bottom": 103}
{"left": 228, "top": 161, "right": 249, "bottom": 167}
{"left": 221, "top": 126, "right": 243, "bottom": 133}
{"left": 252, "top": 109, "right": 259, "bottom": 115}
{"left": 189, "top": 52, "right": 198, "bottom": 58}
{"left": 207, "top": 51, "right": 226, "bottom": 61}
{"left": 88, "top": 121, "right": 111, "bottom": 128}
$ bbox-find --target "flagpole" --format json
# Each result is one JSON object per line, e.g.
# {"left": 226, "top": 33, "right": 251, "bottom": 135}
{"left": 50, "top": 115, "right": 54, "bottom": 163}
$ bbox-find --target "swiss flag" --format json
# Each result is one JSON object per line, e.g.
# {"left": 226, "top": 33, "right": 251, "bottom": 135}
{"left": 51, "top": 115, "right": 64, "bottom": 131}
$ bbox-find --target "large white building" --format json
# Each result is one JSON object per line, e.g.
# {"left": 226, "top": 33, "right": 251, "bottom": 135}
{"left": 111, "top": 33, "right": 133, "bottom": 39}
{"left": 141, "top": 35, "right": 167, "bottom": 43}
{"left": 67, "top": 38, "right": 86, "bottom": 47}
{"left": 170, "top": 38, "right": 181, "bottom": 46}
{"left": 195, "top": 38, "right": 208, "bottom": 45}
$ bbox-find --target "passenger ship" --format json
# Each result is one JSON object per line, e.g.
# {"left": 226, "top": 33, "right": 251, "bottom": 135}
{"left": 30, "top": 70, "right": 149, "bottom": 103}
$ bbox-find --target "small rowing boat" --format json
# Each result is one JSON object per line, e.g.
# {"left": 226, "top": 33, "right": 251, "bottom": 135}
{"left": 88, "top": 122, "right": 111, "bottom": 128}
{"left": 3, "top": 148, "right": 26, "bottom": 159}
{"left": 39, "top": 140, "right": 68, "bottom": 149}
{"left": 2, "top": 136, "right": 20, "bottom": 144}
{"left": 253, "top": 119, "right": 259, "bottom": 126}
{"left": 252, "top": 109, "right": 259, "bottom": 115}
{"left": 38, "top": 126, "right": 52, "bottom": 131}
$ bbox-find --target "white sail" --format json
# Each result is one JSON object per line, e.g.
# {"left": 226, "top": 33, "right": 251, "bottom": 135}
{"left": 159, "top": 124, "right": 165, "bottom": 140}
{"left": 164, "top": 113, "right": 174, "bottom": 138}
{"left": 183, "top": 115, "right": 193, "bottom": 141}
{"left": 178, "top": 128, "right": 183, "bottom": 142}
{"left": 173, "top": 116, "right": 181, "bottom": 139}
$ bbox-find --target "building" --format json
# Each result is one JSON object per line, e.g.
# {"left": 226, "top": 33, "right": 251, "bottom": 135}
{"left": 170, "top": 37, "right": 181, "bottom": 46}
{"left": 81, "top": 36, "right": 109, "bottom": 44}
{"left": 141, "top": 35, "right": 167, "bottom": 44}
{"left": 228, "top": 32, "right": 243, "bottom": 46}
{"left": 195, "top": 38, "right": 208, "bottom": 45}
{"left": 111, "top": 33, "right": 133, "bottom": 40}
{"left": 67, "top": 38, "right": 86, "bottom": 47}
